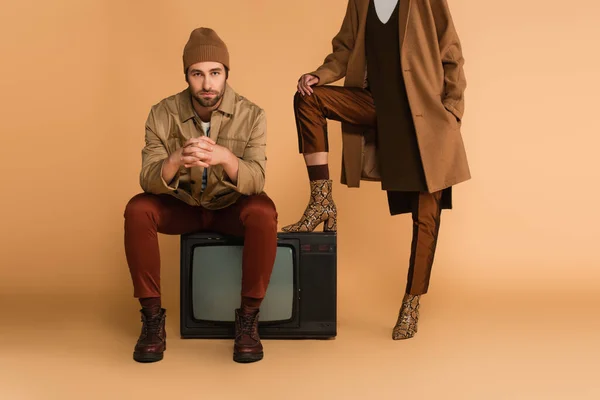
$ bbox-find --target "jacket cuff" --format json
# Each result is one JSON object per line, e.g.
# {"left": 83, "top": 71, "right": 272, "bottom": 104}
{"left": 308, "top": 70, "right": 328, "bottom": 87}
{"left": 159, "top": 160, "right": 180, "bottom": 192}
{"left": 221, "top": 159, "right": 253, "bottom": 195}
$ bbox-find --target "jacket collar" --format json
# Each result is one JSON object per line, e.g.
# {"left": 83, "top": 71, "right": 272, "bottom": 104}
{"left": 180, "top": 83, "right": 235, "bottom": 123}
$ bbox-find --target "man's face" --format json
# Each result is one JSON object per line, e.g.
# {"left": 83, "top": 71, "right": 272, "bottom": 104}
{"left": 187, "top": 61, "right": 227, "bottom": 108}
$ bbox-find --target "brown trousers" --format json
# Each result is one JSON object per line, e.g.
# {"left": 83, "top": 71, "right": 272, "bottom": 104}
{"left": 123, "top": 192, "right": 278, "bottom": 300}
{"left": 294, "top": 86, "right": 442, "bottom": 295}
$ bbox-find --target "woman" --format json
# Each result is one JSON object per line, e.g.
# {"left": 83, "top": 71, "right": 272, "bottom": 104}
{"left": 282, "top": 0, "right": 470, "bottom": 339}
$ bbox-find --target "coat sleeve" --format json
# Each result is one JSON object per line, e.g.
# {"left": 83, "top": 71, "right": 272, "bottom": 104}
{"left": 431, "top": 0, "right": 467, "bottom": 121}
{"left": 220, "top": 109, "right": 267, "bottom": 195}
{"left": 309, "top": 0, "right": 358, "bottom": 85}
{"left": 139, "top": 109, "right": 179, "bottom": 194}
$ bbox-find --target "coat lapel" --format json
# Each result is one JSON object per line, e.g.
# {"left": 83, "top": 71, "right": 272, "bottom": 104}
{"left": 398, "top": 0, "right": 411, "bottom": 52}
{"left": 358, "top": 0, "right": 369, "bottom": 29}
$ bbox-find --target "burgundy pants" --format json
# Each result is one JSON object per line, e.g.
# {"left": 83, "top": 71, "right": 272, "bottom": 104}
{"left": 294, "top": 86, "right": 442, "bottom": 295}
{"left": 123, "top": 192, "right": 278, "bottom": 300}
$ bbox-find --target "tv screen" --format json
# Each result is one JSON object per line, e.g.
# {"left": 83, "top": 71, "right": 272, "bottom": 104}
{"left": 191, "top": 244, "right": 296, "bottom": 323}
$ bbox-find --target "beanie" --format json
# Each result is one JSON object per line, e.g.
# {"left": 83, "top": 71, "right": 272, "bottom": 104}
{"left": 182, "top": 28, "right": 230, "bottom": 73}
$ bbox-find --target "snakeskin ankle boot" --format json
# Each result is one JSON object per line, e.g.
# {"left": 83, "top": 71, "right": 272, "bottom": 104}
{"left": 392, "top": 294, "right": 420, "bottom": 340}
{"left": 281, "top": 179, "right": 337, "bottom": 232}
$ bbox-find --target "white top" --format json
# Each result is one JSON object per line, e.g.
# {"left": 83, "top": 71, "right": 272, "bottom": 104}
{"left": 374, "top": 0, "right": 399, "bottom": 24}
{"left": 200, "top": 121, "right": 210, "bottom": 136}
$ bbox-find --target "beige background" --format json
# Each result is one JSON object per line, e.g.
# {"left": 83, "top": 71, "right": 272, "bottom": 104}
{"left": 1, "top": 0, "right": 599, "bottom": 399}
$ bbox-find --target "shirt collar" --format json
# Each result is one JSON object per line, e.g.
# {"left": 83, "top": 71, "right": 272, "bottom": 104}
{"left": 180, "top": 83, "right": 235, "bottom": 123}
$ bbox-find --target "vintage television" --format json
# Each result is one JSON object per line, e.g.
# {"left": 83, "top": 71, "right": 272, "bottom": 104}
{"left": 180, "top": 231, "right": 336, "bottom": 339}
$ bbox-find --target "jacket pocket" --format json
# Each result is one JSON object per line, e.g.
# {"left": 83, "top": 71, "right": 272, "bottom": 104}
{"left": 217, "top": 137, "right": 246, "bottom": 158}
{"left": 442, "top": 101, "right": 461, "bottom": 125}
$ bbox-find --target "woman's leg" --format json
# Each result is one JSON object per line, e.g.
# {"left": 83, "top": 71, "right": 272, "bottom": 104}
{"left": 282, "top": 86, "right": 376, "bottom": 232}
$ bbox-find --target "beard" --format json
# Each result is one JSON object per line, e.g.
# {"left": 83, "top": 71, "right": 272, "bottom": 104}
{"left": 193, "top": 87, "right": 225, "bottom": 108}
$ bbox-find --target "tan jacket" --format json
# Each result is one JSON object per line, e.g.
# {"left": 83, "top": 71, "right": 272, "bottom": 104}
{"left": 310, "top": 0, "right": 470, "bottom": 193}
{"left": 140, "top": 84, "right": 267, "bottom": 209}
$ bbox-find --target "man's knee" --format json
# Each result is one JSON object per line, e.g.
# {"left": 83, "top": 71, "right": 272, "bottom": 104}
{"left": 241, "top": 195, "right": 278, "bottom": 227}
{"left": 124, "top": 193, "right": 160, "bottom": 221}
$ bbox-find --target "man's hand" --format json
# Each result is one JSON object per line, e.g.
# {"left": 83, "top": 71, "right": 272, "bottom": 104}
{"left": 297, "top": 74, "right": 319, "bottom": 96}
{"left": 162, "top": 136, "right": 239, "bottom": 186}
{"left": 184, "top": 137, "right": 240, "bottom": 184}
{"left": 173, "top": 137, "right": 213, "bottom": 168}
{"left": 182, "top": 137, "right": 234, "bottom": 168}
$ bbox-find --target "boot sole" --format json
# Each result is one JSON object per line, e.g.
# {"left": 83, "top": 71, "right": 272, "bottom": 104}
{"left": 133, "top": 352, "right": 164, "bottom": 363}
{"left": 233, "top": 352, "right": 264, "bottom": 363}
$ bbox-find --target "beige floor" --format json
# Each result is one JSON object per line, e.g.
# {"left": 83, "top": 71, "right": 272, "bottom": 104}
{"left": 2, "top": 276, "right": 599, "bottom": 400}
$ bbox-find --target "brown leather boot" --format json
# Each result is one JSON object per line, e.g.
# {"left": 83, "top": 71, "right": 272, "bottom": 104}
{"left": 233, "top": 308, "right": 263, "bottom": 363}
{"left": 392, "top": 294, "right": 420, "bottom": 340}
{"left": 281, "top": 179, "right": 337, "bottom": 232}
{"left": 133, "top": 307, "right": 166, "bottom": 363}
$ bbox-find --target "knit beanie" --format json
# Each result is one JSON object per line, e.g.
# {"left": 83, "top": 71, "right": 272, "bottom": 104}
{"left": 183, "top": 28, "right": 230, "bottom": 73}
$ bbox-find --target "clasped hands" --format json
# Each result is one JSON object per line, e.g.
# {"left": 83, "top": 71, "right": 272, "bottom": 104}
{"left": 177, "top": 136, "right": 232, "bottom": 169}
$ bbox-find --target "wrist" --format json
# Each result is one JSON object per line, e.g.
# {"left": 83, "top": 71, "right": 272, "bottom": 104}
{"left": 224, "top": 148, "right": 238, "bottom": 168}
{"left": 168, "top": 149, "right": 183, "bottom": 167}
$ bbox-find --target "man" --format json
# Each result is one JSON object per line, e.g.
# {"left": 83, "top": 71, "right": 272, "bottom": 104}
{"left": 123, "top": 27, "right": 277, "bottom": 363}
{"left": 282, "top": 0, "right": 470, "bottom": 339}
